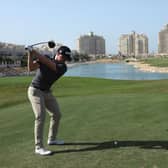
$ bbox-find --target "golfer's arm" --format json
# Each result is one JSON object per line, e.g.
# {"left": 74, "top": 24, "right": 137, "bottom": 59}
{"left": 32, "top": 50, "right": 57, "bottom": 71}
{"left": 27, "top": 52, "right": 39, "bottom": 72}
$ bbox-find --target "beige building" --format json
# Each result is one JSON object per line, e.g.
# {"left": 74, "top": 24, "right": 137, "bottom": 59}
{"left": 77, "top": 32, "right": 105, "bottom": 57}
{"left": 0, "top": 42, "right": 25, "bottom": 67}
{"left": 119, "top": 31, "right": 148, "bottom": 57}
{"left": 158, "top": 24, "right": 168, "bottom": 55}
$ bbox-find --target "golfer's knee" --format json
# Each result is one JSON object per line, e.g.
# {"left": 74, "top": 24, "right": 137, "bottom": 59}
{"left": 53, "top": 112, "right": 62, "bottom": 121}
{"left": 35, "top": 115, "right": 45, "bottom": 123}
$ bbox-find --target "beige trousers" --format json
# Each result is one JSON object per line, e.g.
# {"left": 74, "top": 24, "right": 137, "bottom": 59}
{"left": 28, "top": 86, "right": 61, "bottom": 148}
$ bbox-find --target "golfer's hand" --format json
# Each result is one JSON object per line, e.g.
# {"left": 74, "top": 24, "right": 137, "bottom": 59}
{"left": 25, "top": 46, "right": 33, "bottom": 52}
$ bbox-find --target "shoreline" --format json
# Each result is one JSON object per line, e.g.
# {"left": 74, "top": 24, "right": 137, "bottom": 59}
{"left": 97, "top": 59, "right": 168, "bottom": 73}
{"left": 67, "top": 58, "right": 121, "bottom": 68}
{"left": 128, "top": 62, "right": 168, "bottom": 73}
{"left": 68, "top": 59, "right": 168, "bottom": 74}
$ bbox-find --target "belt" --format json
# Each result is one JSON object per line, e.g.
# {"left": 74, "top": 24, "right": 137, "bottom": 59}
{"left": 30, "top": 85, "right": 50, "bottom": 92}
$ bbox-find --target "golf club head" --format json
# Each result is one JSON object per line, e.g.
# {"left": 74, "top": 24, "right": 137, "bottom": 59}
{"left": 48, "top": 41, "right": 56, "bottom": 48}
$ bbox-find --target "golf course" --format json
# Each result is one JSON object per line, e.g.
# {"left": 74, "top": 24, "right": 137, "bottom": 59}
{"left": 1, "top": 76, "right": 168, "bottom": 167}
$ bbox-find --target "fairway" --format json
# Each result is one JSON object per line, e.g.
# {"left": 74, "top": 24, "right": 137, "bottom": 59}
{"left": 1, "top": 76, "right": 168, "bottom": 168}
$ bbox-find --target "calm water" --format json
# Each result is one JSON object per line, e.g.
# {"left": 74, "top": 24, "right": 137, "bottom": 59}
{"left": 65, "top": 63, "right": 168, "bottom": 80}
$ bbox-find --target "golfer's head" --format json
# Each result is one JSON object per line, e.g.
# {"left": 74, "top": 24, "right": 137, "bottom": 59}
{"left": 56, "top": 46, "right": 72, "bottom": 62}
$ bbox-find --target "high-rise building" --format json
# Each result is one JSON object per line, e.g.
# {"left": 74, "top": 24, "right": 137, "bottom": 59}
{"left": 77, "top": 32, "right": 105, "bottom": 57}
{"left": 119, "top": 34, "right": 131, "bottom": 56}
{"left": 119, "top": 31, "right": 148, "bottom": 57}
{"left": 158, "top": 24, "right": 168, "bottom": 55}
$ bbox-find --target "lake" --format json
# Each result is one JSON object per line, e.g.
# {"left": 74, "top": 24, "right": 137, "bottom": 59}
{"left": 65, "top": 63, "right": 168, "bottom": 80}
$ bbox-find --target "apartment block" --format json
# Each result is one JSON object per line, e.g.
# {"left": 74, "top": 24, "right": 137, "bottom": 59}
{"left": 119, "top": 31, "right": 148, "bottom": 57}
{"left": 158, "top": 24, "right": 168, "bottom": 55}
{"left": 77, "top": 32, "right": 106, "bottom": 57}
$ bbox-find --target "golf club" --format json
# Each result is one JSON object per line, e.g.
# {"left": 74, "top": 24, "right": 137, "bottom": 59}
{"left": 25, "top": 40, "right": 56, "bottom": 50}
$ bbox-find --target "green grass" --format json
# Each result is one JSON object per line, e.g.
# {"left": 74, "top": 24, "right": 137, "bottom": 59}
{"left": 1, "top": 76, "right": 168, "bottom": 167}
{"left": 140, "top": 57, "right": 168, "bottom": 67}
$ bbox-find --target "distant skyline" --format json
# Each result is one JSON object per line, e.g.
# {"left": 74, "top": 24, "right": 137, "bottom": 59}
{"left": 0, "top": 0, "right": 168, "bottom": 54}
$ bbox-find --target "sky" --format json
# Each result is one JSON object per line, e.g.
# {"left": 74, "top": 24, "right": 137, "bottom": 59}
{"left": 0, "top": 0, "right": 168, "bottom": 54}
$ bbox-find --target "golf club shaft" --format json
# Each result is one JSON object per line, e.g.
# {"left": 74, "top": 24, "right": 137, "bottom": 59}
{"left": 31, "top": 41, "right": 59, "bottom": 48}
{"left": 25, "top": 41, "right": 57, "bottom": 51}
{"left": 30, "top": 42, "right": 48, "bottom": 47}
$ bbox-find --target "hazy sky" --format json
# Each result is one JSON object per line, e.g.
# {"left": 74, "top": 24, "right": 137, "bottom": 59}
{"left": 0, "top": 0, "right": 168, "bottom": 54}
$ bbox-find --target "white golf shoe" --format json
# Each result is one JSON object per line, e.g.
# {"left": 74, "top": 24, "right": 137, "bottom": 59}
{"left": 48, "top": 139, "right": 64, "bottom": 145}
{"left": 35, "top": 147, "right": 52, "bottom": 156}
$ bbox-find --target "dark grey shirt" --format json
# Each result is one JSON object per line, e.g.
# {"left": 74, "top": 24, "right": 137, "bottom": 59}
{"left": 31, "top": 58, "right": 67, "bottom": 91}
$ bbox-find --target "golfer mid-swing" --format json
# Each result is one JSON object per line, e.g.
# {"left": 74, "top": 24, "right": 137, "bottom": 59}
{"left": 27, "top": 45, "right": 71, "bottom": 156}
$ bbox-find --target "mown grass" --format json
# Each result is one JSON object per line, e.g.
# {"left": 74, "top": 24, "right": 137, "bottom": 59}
{"left": 1, "top": 76, "right": 168, "bottom": 168}
{"left": 140, "top": 57, "right": 168, "bottom": 67}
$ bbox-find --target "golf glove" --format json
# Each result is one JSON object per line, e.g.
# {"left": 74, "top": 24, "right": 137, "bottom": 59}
{"left": 25, "top": 46, "right": 33, "bottom": 52}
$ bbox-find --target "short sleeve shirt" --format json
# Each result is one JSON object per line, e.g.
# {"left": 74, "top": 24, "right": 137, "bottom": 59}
{"left": 31, "top": 58, "right": 67, "bottom": 91}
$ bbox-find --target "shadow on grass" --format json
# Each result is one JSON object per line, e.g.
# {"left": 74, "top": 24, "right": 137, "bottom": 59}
{"left": 52, "top": 140, "right": 168, "bottom": 154}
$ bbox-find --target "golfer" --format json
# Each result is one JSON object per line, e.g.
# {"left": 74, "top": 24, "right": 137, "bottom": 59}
{"left": 27, "top": 45, "right": 71, "bottom": 156}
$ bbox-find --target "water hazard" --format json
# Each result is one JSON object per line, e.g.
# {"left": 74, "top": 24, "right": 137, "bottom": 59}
{"left": 65, "top": 63, "right": 168, "bottom": 80}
